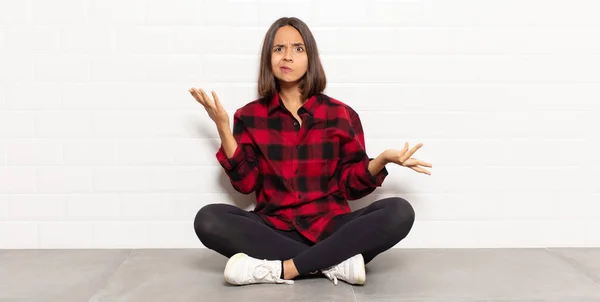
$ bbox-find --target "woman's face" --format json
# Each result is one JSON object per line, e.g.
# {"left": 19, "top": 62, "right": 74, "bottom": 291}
{"left": 271, "top": 25, "right": 308, "bottom": 85}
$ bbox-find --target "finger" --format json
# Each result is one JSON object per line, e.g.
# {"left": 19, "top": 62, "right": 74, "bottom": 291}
{"left": 417, "top": 159, "right": 433, "bottom": 168}
{"left": 401, "top": 158, "right": 419, "bottom": 166}
{"left": 188, "top": 88, "right": 200, "bottom": 103}
{"left": 395, "top": 142, "right": 409, "bottom": 164}
{"left": 189, "top": 88, "right": 207, "bottom": 107}
{"left": 211, "top": 90, "right": 223, "bottom": 110}
{"left": 199, "top": 89, "right": 214, "bottom": 109}
{"left": 410, "top": 166, "right": 431, "bottom": 175}
{"left": 408, "top": 158, "right": 432, "bottom": 168}
{"left": 407, "top": 143, "right": 423, "bottom": 157}
{"left": 401, "top": 143, "right": 423, "bottom": 162}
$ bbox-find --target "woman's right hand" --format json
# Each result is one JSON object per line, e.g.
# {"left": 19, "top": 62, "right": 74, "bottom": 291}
{"left": 189, "top": 88, "right": 230, "bottom": 129}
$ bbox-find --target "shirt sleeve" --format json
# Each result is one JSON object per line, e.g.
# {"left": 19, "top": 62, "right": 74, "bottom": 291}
{"left": 337, "top": 109, "right": 388, "bottom": 200}
{"left": 215, "top": 110, "right": 260, "bottom": 194}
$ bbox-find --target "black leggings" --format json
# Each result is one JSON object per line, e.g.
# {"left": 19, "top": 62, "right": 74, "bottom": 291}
{"left": 194, "top": 197, "right": 415, "bottom": 275}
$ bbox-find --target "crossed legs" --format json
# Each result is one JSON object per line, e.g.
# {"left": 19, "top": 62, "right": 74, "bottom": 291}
{"left": 194, "top": 197, "right": 415, "bottom": 280}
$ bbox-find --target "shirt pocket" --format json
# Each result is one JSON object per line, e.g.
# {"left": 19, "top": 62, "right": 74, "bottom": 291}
{"left": 308, "top": 127, "right": 340, "bottom": 157}
{"left": 293, "top": 158, "right": 329, "bottom": 192}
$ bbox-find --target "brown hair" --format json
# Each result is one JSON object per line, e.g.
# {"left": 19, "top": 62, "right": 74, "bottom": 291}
{"left": 257, "top": 17, "right": 326, "bottom": 100}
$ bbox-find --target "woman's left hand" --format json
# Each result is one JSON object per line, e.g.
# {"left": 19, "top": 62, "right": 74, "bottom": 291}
{"left": 382, "top": 142, "right": 433, "bottom": 175}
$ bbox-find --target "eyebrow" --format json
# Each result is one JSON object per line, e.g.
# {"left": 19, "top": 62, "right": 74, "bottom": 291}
{"left": 273, "top": 43, "right": 305, "bottom": 47}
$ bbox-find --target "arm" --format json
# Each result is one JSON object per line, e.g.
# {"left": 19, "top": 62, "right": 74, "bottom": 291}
{"left": 215, "top": 110, "right": 259, "bottom": 194}
{"left": 337, "top": 110, "right": 388, "bottom": 200}
{"left": 368, "top": 153, "right": 389, "bottom": 176}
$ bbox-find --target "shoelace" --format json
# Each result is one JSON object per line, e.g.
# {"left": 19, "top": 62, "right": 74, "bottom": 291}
{"left": 322, "top": 265, "right": 340, "bottom": 285}
{"left": 252, "top": 261, "right": 294, "bottom": 285}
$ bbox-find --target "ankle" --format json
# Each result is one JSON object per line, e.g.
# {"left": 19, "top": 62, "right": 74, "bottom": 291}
{"left": 283, "top": 259, "right": 299, "bottom": 280}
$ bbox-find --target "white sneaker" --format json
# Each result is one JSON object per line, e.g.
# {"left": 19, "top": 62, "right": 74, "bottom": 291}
{"left": 224, "top": 253, "right": 294, "bottom": 285}
{"left": 321, "top": 254, "right": 366, "bottom": 285}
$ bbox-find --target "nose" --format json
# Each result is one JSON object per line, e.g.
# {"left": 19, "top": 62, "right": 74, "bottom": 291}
{"left": 283, "top": 48, "right": 293, "bottom": 62}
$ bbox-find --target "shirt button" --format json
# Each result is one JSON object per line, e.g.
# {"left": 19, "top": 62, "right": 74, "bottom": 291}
{"left": 298, "top": 194, "right": 302, "bottom": 199}
{"left": 296, "top": 145, "right": 300, "bottom": 150}
{"left": 295, "top": 169, "right": 299, "bottom": 174}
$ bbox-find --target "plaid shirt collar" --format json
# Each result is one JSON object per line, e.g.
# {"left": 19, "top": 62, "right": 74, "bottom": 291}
{"left": 267, "top": 91, "right": 321, "bottom": 116}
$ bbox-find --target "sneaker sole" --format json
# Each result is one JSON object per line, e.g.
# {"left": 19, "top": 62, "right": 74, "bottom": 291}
{"left": 224, "top": 252, "right": 248, "bottom": 285}
{"left": 353, "top": 254, "right": 366, "bottom": 285}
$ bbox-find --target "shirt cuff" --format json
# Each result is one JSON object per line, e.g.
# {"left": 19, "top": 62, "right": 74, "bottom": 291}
{"left": 215, "top": 144, "right": 245, "bottom": 171}
{"left": 364, "top": 157, "right": 388, "bottom": 186}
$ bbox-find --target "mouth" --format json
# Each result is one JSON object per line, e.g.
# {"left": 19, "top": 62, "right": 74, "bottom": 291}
{"left": 280, "top": 66, "right": 292, "bottom": 73}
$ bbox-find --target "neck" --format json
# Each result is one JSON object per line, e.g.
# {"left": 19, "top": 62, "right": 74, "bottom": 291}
{"left": 278, "top": 81, "right": 304, "bottom": 108}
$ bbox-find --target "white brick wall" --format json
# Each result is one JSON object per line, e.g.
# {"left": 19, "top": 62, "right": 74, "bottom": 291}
{"left": 1, "top": 0, "right": 599, "bottom": 248}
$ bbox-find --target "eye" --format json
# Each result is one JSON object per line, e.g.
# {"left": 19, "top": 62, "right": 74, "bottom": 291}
{"left": 296, "top": 46, "right": 304, "bottom": 52}
{"left": 273, "top": 47, "right": 282, "bottom": 52}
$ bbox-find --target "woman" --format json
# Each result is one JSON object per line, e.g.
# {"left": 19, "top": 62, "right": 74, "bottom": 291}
{"left": 189, "top": 17, "right": 432, "bottom": 286}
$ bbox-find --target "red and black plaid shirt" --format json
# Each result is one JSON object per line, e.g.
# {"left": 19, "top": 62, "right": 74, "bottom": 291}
{"left": 216, "top": 92, "right": 388, "bottom": 243}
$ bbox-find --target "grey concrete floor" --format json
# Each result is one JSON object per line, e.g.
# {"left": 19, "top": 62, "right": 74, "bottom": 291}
{"left": 1, "top": 248, "right": 600, "bottom": 302}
